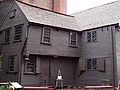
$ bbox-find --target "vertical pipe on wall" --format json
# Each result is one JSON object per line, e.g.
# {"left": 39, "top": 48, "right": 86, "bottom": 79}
{"left": 111, "top": 26, "right": 116, "bottom": 87}
{"left": 49, "top": 59, "right": 51, "bottom": 85}
{"left": 19, "top": 24, "right": 29, "bottom": 84}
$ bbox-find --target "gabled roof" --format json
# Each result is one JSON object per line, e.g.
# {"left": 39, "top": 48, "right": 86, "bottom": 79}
{"left": 72, "top": 1, "right": 119, "bottom": 31}
{"left": 16, "top": 1, "right": 80, "bottom": 31}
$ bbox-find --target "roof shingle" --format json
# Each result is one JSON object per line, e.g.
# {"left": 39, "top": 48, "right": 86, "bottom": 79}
{"left": 16, "top": 1, "right": 80, "bottom": 31}
{"left": 72, "top": 1, "right": 119, "bottom": 31}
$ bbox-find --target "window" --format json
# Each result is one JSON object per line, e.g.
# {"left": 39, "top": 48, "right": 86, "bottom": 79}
{"left": 9, "top": 56, "right": 14, "bottom": 72}
{"left": 87, "top": 31, "right": 97, "bottom": 42}
{"left": 24, "top": 56, "right": 36, "bottom": 73}
{"left": 4, "top": 28, "right": 10, "bottom": 43}
{"left": 8, "top": 56, "right": 17, "bottom": 73}
{"left": 42, "top": 27, "right": 52, "bottom": 44}
{"left": 14, "top": 25, "right": 22, "bottom": 41}
{"left": 70, "top": 32, "right": 77, "bottom": 47}
{"left": 79, "top": 58, "right": 105, "bottom": 71}
{"left": 10, "top": 9, "right": 16, "bottom": 19}
{"left": 87, "top": 58, "right": 97, "bottom": 70}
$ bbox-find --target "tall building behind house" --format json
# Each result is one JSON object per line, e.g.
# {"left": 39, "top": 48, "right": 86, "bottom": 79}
{"left": 18, "top": 0, "right": 67, "bottom": 14}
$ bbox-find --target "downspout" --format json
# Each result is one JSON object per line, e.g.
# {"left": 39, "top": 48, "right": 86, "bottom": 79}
{"left": 111, "top": 26, "right": 116, "bottom": 87}
{"left": 19, "top": 24, "right": 29, "bottom": 84}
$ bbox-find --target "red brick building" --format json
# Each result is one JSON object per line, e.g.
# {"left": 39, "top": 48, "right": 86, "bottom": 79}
{"left": 19, "top": 0, "right": 67, "bottom": 14}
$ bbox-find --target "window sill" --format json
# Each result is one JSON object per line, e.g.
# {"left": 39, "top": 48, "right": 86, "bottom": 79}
{"left": 87, "top": 41, "right": 98, "bottom": 43}
{"left": 13, "top": 40, "right": 22, "bottom": 43}
{"left": 41, "top": 42, "right": 51, "bottom": 45}
{"left": 6, "top": 71, "right": 17, "bottom": 74}
{"left": 24, "top": 72, "right": 38, "bottom": 75}
{"left": 69, "top": 45, "right": 78, "bottom": 48}
{"left": 86, "top": 69, "right": 97, "bottom": 71}
{"left": 2, "top": 42, "right": 10, "bottom": 45}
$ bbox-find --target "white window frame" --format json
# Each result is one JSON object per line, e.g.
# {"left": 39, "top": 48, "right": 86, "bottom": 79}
{"left": 41, "top": 27, "right": 52, "bottom": 44}
{"left": 69, "top": 32, "right": 77, "bottom": 47}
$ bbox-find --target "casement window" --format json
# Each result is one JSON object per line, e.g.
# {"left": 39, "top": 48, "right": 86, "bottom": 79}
{"left": 41, "top": 27, "right": 52, "bottom": 44}
{"left": 70, "top": 32, "right": 77, "bottom": 47}
{"left": 4, "top": 28, "right": 11, "bottom": 43}
{"left": 8, "top": 55, "right": 17, "bottom": 73}
{"left": 87, "top": 31, "right": 97, "bottom": 42}
{"left": 87, "top": 58, "right": 97, "bottom": 70}
{"left": 14, "top": 25, "right": 22, "bottom": 41}
{"left": 10, "top": 9, "right": 16, "bottom": 19}
{"left": 24, "top": 56, "right": 36, "bottom": 73}
{"left": 79, "top": 58, "right": 105, "bottom": 71}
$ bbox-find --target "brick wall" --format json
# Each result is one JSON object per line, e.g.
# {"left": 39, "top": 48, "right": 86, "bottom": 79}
{"left": 18, "top": 0, "right": 67, "bottom": 14}
{"left": 54, "top": 0, "right": 67, "bottom": 14}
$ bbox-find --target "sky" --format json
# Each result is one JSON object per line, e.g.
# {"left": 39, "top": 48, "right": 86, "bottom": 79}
{"left": 67, "top": 0, "right": 117, "bottom": 14}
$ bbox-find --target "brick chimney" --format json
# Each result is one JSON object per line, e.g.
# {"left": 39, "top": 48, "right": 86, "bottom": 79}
{"left": 53, "top": 0, "right": 67, "bottom": 14}
{"left": 18, "top": 0, "right": 67, "bottom": 14}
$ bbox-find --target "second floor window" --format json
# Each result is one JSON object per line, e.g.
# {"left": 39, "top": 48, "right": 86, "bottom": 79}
{"left": 70, "top": 32, "right": 77, "bottom": 47}
{"left": 42, "top": 27, "right": 52, "bottom": 44}
{"left": 87, "top": 31, "right": 97, "bottom": 42}
{"left": 4, "top": 28, "right": 10, "bottom": 43}
{"left": 14, "top": 25, "right": 22, "bottom": 41}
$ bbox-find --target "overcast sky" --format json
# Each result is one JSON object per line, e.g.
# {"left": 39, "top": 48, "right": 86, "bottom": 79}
{"left": 67, "top": 0, "right": 117, "bottom": 14}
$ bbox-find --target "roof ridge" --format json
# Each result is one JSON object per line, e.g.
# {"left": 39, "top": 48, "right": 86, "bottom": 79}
{"left": 72, "top": 0, "right": 118, "bottom": 15}
{"left": 16, "top": 0, "right": 73, "bottom": 17}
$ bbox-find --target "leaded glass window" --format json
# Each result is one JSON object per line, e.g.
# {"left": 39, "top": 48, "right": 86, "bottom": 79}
{"left": 87, "top": 31, "right": 97, "bottom": 42}
{"left": 87, "top": 58, "right": 97, "bottom": 70}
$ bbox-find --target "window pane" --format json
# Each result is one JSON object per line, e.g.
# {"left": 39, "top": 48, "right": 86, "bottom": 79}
{"left": 70, "top": 32, "right": 77, "bottom": 46}
{"left": 14, "top": 25, "right": 22, "bottom": 41}
{"left": 87, "top": 59, "right": 91, "bottom": 69}
{"left": 9, "top": 56, "right": 15, "bottom": 72}
{"left": 92, "top": 31, "right": 97, "bottom": 42}
{"left": 42, "top": 27, "right": 51, "bottom": 43}
{"left": 4, "top": 29, "right": 10, "bottom": 43}
{"left": 92, "top": 59, "right": 97, "bottom": 69}
{"left": 25, "top": 56, "right": 36, "bottom": 73}
{"left": 87, "top": 58, "right": 97, "bottom": 70}
{"left": 43, "top": 37, "right": 50, "bottom": 43}
{"left": 87, "top": 32, "right": 91, "bottom": 42}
